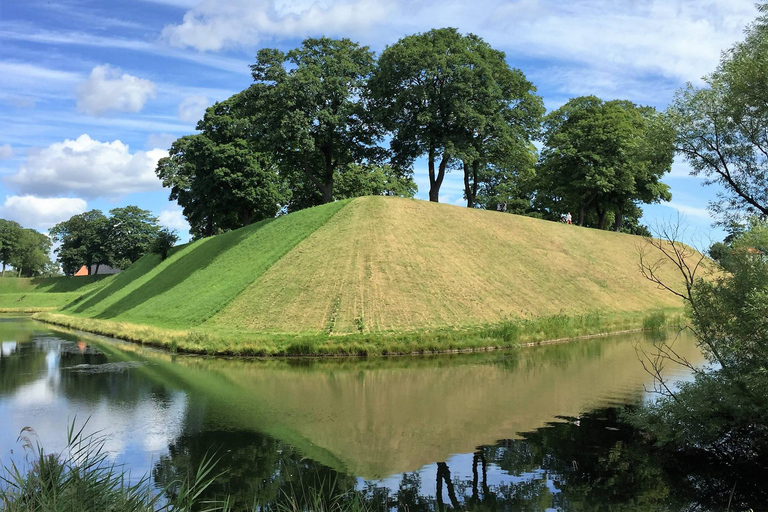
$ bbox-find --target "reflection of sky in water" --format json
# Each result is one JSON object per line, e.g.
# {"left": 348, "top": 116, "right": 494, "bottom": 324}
{"left": 1, "top": 341, "right": 16, "bottom": 356}
{"left": 0, "top": 335, "right": 187, "bottom": 483}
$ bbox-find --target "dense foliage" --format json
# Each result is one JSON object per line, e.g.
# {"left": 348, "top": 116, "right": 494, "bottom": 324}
{"left": 635, "top": 4, "right": 768, "bottom": 476}
{"left": 536, "top": 96, "right": 673, "bottom": 229}
{"left": 50, "top": 207, "right": 170, "bottom": 275}
{"left": 0, "top": 219, "right": 54, "bottom": 277}
{"left": 158, "top": 29, "right": 667, "bottom": 238}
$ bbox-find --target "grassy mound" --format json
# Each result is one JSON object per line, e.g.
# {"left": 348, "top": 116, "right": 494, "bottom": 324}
{"left": 35, "top": 197, "right": 690, "bottom": 354}
{"left": 0, "top": 275, "right": 109, "bottom": 311}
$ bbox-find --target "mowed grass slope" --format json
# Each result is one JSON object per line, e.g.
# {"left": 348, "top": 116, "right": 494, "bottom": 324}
{"left": 210, "top": 196, "right": 686, "bottom": 334}
{"left": 0, "top": 275, "right": 110, "bottom": 310}
{"left": 62, "top": 200, "right": 350, "bottom": 328}
{"left": 37, "top": 196, "right": 691, "bottom": 354}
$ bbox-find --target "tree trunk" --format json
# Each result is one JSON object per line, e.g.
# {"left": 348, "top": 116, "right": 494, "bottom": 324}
{"left": 94, "top": 263, "right": 100, "bottom": 276}
{"left": 436, "top": 463, "right": 460, "bottom": 508}
{"left": 320, "top": 181, "right": 334, "bottom": 204}
{"left": 205, "top": 215, "right": 214, "bottom": 238}
{"left": 613, "top": 208, "right": 624, "bottom": 232}
{"left": 597, "top": 206, "right": 607, "bottom": 230}
{"left": 463, "top": 161, "right": 479, "bottom": 208}
{"left": 1, "top": 262, "right": 5, "bottom": 278}
{"left": 578, "top": 204, "right": 586, "bottom": 226}
{"left": 428, "top": 147, "right": 449, "bottom": 202}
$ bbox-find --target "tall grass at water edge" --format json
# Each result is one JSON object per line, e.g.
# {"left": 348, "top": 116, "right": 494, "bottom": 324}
{"left": 0, "top": 422, "right": 375, "bottom": 512}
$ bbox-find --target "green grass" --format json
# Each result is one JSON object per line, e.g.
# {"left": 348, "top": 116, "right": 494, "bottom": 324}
{"left": 35, "top": 309, "right": 684, "bottom": 357}
{"left": 27, "top": 196, "right": 695, "bottom": 355}
{"left": 0, "top": 276, "right": 111, "bottom": 310}
{"left": 62, "top": 200, "right": 350, "bottom": 328}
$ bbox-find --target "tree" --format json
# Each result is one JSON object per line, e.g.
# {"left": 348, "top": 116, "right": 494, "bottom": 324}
{"left": 156, "top": 93, "right": 287, "bottom": 238}
{"left": 107, "top": 206, "right": 161, "bottom": 269}
{"left": 667, "top": 4, "right": 768, "bottom": 223}
{"left": 249, "top": 38, "right": 382, "bottom": 206}
{"left": 9, "top": 229, "right": 53, "bottom": 277}
{"left": 50, "top": 210, "right": 110, "bottom": 275}
{"left": 0, "top": 219, "right": 21, "bottom": 277}
{"left": 151, "top": 228, "right": 179, "bottom": 260}
{"left": 635, "top": 219, "right": 768, "bottom": 471}
{"left": 370, "top": 28, "right": 542, "bottom": 204}
{"left": 536, "top": 96, "right": 673, "bottom": 229}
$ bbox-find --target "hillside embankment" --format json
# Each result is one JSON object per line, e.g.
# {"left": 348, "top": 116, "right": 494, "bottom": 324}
{"left": 10, "top": 197, "right": 689, "bottom": 355}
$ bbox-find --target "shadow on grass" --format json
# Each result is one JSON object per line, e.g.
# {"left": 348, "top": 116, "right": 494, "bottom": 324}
{"left": 89, "top": 221, "right": 265, "bottom": 321}
{"left": 23, "top": 275, "right": 109, "bottom": 294}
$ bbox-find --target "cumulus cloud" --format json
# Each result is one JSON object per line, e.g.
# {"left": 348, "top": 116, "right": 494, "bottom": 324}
{"left": 77, "top": 65, "right": 157, "bottom": 116}
{"left": 0, "top": 144, "right": 13, "bottom": 159}
{"left": 158, "top": 208, "right": 190, "bottom": 232}
{"left": 6, "top": 134, "right": 165, "bottom": 199}
{"left": 161, "top": 0, "right": 755, "bottom": 84}
{"left": 177, "top": 95, "right": 209, "bottom": 123}
{"left": 0, "top": 196, "right": 87, "bottom": 230}
{"left": 162, "top": 0, "right": 392, "bottom": 51}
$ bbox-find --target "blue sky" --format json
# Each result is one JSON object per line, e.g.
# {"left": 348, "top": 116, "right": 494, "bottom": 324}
{"left": 0, "top": 0, "right": 760, "bottom": 244}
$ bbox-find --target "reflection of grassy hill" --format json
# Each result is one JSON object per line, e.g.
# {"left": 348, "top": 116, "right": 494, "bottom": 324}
{"left": 0, "top": 275, "right": 109, "bottom": 311}
{"left": 37, "top": 197, "right": 688, "bottom": 354}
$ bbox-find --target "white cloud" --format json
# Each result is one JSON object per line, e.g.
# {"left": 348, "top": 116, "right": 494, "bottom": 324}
{"left": 0, "top": 144, "right": 13, "bottom": 159}
{"left": 162, "top": 0, "right": 392, "bottom": 51}
{"left": 161, "top": 0, "right": 756, "bottom": 85}
{"left": 177, "top": 95, "right": 209, "bottom": 123}
{"left": 6, "top": 134, "right": 165, "bottom": 199}
{"left": 0, "top": 196, "right": 87, "bottom": 230}
{"left": 664, "top": 201, "right": 712, "bottom": 220}
{"left": 158, "top": 208, "right": 190, "bottom": 232}
{"left": 77, "top": 65, "right": 157, "bottom": 116}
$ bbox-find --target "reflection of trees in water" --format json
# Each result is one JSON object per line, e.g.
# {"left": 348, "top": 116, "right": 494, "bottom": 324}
{"left": 355, "top": 407, "right": 768, "bottom": 511}
{"left": 0, "top": 340, "right": 46, "bottom": 393}
{"left": 152, "top": 429, "right": 357, "bottom": 511}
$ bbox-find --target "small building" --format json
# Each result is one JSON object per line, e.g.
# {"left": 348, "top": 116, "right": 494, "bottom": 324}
{"left": 74, "top": 265, "right": 122, "bottom": 276}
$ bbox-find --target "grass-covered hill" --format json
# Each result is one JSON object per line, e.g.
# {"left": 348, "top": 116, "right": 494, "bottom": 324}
{"left": 32, "top": 196, "right": 688, "bottom": 355}
{"left": 0, "top": 275, "right": 109, "bottom": 311}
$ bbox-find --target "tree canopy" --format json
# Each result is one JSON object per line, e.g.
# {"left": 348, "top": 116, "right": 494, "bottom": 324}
{"left": 249, "top": 37, "right": 384, "bottom": 207}
{"left": 667, "top": 4, "right": 768, "bottom": 223}
{"left": 536, "top": 96, "right": 673, "bottom": 230}
{"left": 50, "top": 208, "right": 165, "bottom": 275}
{"left": 369, "top": 28, "right": 543, "bottom": 204}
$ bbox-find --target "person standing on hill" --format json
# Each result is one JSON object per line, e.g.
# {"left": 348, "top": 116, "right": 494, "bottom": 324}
{"left": 566, "top": 212, "right": 572, "bottom": 224}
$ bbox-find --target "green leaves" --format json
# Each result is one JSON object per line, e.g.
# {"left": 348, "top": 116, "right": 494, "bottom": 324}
{"left": 537, "top": 96, "right": 673, "bottom": 230}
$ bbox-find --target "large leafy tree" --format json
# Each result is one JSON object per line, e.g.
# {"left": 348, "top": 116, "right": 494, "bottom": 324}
{"left": 536, "top": 96, "right": 673, "bottom": 229}
{"left": 667, "top": 4, "right": 768, "bottom": 223}
{"left": 8, "top": 229, "right": 52, "bottom": 277}
{"left": 0, "top": 219, "right": 22, "bottom": 277}
{"left": 50, "top": 210, "right": 111, "bottom": 275}
{"left": 107, "top": 206, "right": 161, "bottom": 269}
{"left": 369, "top": 28, "right": 543, "bottom": 204}
{"left": 249, "top": 38, "right": 384, "bottom": 206}
{"left": 156, "top": 93, "right": 287, "bottom": 238}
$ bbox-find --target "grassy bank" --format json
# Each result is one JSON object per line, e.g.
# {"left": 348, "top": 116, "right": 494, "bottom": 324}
{"left": 34, "top": 308, "right": 684, "bottom": 356}
{"left": 0, "top": 275, "right": 110, "bottom": 311}
{"left": 11, "top": 197, "right": 695, "bottom": 355}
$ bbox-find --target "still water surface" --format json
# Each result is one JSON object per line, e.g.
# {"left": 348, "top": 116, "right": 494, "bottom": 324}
{"left": 0, "top": 315, "right": 753, "bottom": 510}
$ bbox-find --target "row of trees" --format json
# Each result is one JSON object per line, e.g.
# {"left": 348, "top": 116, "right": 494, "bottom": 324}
{"left": 0, "top": 219, "right": 55, "bottom": 278}
{"left": 50, "top": 207, "right": 177, "bottom": 275}
{"left": 157, "top": 28, "right": 674, "bottom": 238}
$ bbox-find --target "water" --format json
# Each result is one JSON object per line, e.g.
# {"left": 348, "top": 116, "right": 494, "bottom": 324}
{"left": 0, "top": 316, "right": 760, "bottom": 510}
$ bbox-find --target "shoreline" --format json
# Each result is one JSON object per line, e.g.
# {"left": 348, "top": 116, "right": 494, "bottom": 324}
{"left": 32, "top": 309, "right": 684, "bottom": 358}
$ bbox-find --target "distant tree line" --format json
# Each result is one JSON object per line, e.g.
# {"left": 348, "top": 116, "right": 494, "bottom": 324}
{"left": 0, "top": 219, "right": 56, "bottom": 278}
{"left": 157, "top": 28, "right": 674, "bottom": 239}
{"left": 50, "top": 207, "right": 178, "bottom": 276}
